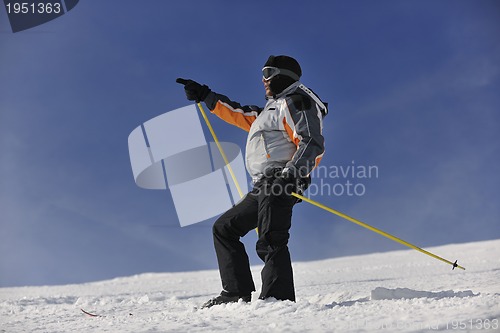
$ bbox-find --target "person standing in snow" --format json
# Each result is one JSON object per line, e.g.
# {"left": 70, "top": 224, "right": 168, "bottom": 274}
{"left": 176, "top": 55, "right": 327, "bottom": 308}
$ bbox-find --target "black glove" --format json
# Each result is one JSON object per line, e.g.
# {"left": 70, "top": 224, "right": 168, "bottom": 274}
{"left": 276, "top": 167, "right": 310, "bottom": 199}
{"left": 176, "top": 78, "right": 211, "bottom": 102}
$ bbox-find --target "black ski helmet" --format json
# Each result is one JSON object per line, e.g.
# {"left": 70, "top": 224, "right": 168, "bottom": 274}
{"left": 263, "top": 55, "right": 302, "bottom": 95}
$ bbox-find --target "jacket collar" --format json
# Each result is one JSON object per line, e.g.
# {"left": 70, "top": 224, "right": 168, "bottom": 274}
{"left": 266, "top": 81, "right": 301, "bottom": 101}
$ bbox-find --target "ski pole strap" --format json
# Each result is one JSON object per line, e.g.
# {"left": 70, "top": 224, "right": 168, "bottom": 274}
{"left": 291, "top": 192, "right": 465, "bottom": 270}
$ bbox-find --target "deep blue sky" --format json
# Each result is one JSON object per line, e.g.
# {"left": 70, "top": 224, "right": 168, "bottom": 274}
{"left": 1, "top": 0, "right": 499, "bottom": 287}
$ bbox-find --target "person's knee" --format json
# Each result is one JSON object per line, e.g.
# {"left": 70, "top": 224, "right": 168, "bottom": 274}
{"left": 266, "top": 230, "right": 290, "bottom": 248}
{"left": 256, "top": 236, "right": 268, "bottom": 260}
{"left": 213, "top": 218, "right": 227, "bottom": 236}
{"left": 213, "top": 217, "right": 240, "bottom": 239}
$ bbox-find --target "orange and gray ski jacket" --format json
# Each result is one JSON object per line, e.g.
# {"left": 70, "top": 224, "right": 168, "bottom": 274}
{"left": 204, "top": 81, "right": 327, "bottom": 183}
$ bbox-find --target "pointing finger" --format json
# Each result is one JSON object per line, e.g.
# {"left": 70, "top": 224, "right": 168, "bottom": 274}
{"left": 176, "top": 78, "right": 190, "bottom": 85}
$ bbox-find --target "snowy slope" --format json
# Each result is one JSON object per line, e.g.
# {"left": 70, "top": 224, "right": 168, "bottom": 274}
{"left": 1, "top": 239, "right": 499, "bottom": 333}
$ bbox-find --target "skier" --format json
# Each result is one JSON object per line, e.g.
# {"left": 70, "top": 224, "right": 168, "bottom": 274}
{"left": 176, "top": 55, "right": 327, "bottom": 308}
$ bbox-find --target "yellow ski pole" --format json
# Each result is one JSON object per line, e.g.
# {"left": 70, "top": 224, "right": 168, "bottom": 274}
{"left": 291, "top": 192, "right": 465, "bottom": 270}
{"left": 196, "top": 102, "right": 244, "bottom": 198}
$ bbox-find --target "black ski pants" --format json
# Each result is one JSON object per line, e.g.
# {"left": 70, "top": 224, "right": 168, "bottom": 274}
{"left": 212, "top": 175, "right": 297, "bottom": 302}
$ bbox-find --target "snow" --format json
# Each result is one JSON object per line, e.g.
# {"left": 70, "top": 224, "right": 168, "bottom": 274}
{"left": 1, "top": 239, "right": 499, "bottom": 332}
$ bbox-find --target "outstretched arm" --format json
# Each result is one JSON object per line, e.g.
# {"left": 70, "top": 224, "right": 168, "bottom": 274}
{"left": 204, "top": 91, "right": 261, "bottom": 132}
{"left": 176, "top": 77, "right": 261, "bottom": 132}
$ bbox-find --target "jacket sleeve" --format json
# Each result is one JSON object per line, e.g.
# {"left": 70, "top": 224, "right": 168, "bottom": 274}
{"left": 283, "top": 94, "right": 325, "bottom": 177}
{"left": 204, "top": 91, "right": 261, "bottom": 132}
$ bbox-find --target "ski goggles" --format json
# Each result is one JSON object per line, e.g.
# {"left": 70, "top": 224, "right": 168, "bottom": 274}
{"left": 262, "top": 66, "right": 300, "bottom": 81}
